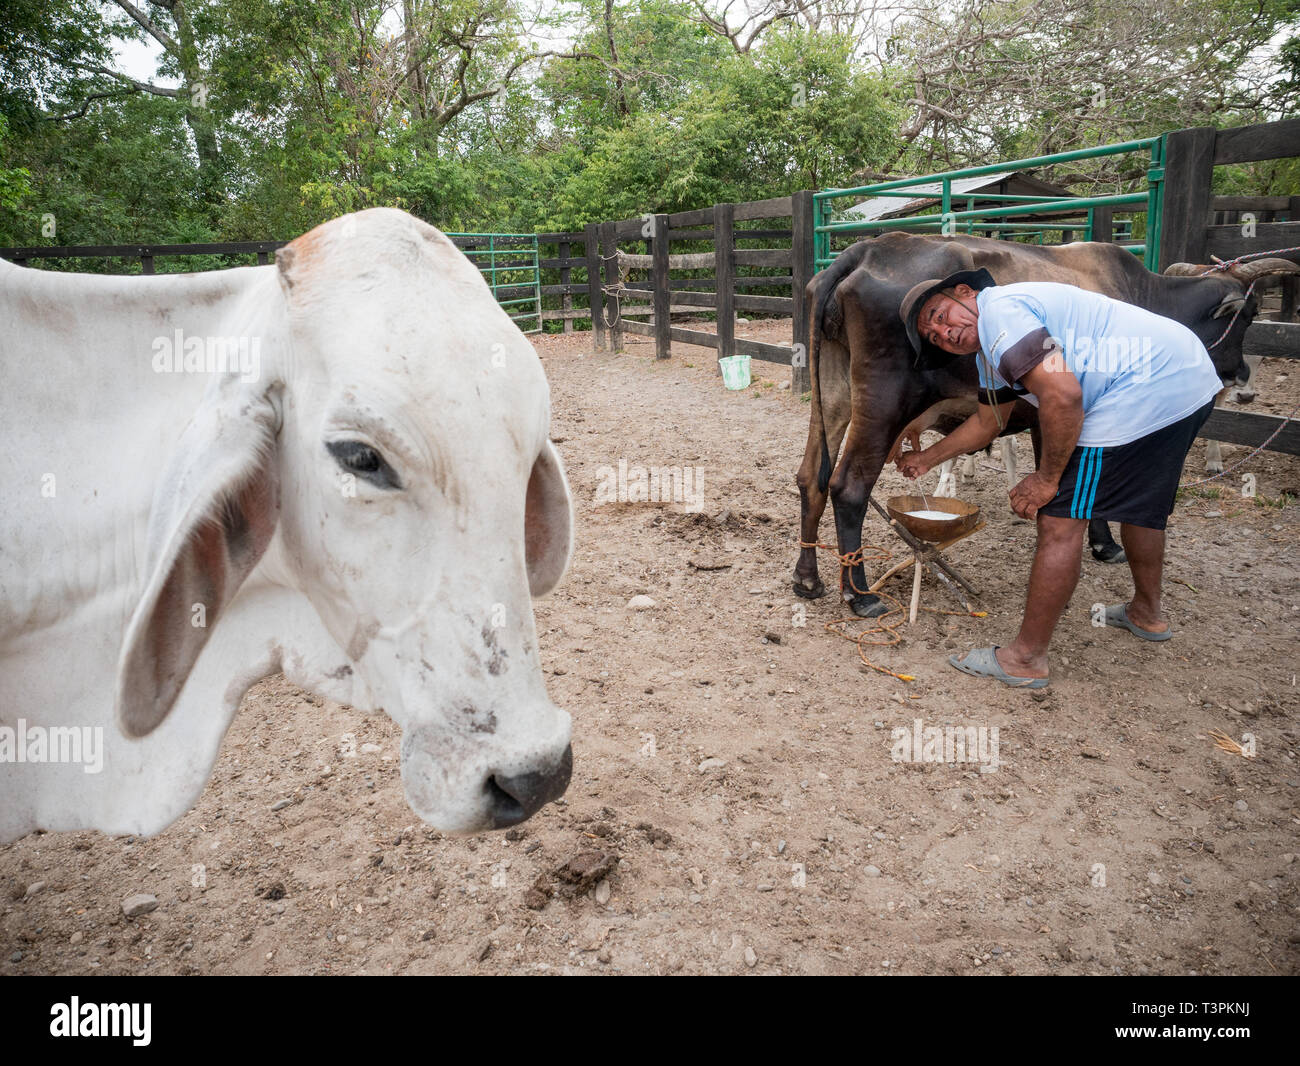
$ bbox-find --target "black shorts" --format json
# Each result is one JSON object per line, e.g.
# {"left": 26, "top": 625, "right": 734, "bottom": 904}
{"left": 1039, "top": 399, "right": 1215, "bottom": 530}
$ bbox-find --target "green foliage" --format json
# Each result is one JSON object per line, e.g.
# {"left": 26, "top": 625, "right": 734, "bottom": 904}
{"left": 540, "top": 26, "right": 900, "bottom": 229}
{"left": 0, "top": 0, "right": 1294, "bottom": 254}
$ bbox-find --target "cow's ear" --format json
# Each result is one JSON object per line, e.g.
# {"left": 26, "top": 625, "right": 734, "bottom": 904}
{"left": 525, "top": 439, "right": 573, "bottom": 596}
{"left": 1212, "top": 293, "right": 1248, "bottom": 319}
{"left": 115, "top": 377, "right": 281, "bottom": 738}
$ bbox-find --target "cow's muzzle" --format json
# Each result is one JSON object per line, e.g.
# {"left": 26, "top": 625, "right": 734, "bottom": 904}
{"left": 486, "top": 745, "right": 573, "bottom": 828}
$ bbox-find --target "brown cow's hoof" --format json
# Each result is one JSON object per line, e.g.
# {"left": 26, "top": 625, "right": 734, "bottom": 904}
{"left": 848, "top": 594, "right": 890, "bottom": 619}
{"left": 1090, "top": 543, "right": 1126, "bottom": 564}
{"left": 793, "top": 576, "right": 826, "bottom": 599}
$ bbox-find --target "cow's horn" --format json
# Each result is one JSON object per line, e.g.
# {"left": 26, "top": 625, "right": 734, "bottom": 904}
{"left": 1162, "top": 262, "right": 1204, "bottom": 276}
{"left": 1229, "top": 257, "right": 1300, "bottom": 284}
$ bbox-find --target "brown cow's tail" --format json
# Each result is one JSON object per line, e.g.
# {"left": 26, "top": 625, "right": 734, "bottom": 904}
{"left": 812, "top": 241, "right": 867, "bottom": 493}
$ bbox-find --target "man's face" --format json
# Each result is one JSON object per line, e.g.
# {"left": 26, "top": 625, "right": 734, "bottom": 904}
{"left": 918, "top": 284, "right": 980, "bottom": 355}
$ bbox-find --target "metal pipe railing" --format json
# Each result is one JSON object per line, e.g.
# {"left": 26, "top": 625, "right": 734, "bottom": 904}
{"left": 814, "top": 137, "right": 1164, "bottom": 273}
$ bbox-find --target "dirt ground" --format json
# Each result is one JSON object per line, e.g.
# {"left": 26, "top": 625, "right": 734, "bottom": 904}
{"left": 4, "top": 317, "right": 1298, "bottom": 976}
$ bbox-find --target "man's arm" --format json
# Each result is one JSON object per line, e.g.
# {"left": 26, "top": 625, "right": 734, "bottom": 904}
{"left": 1007, "top": 359, "right": 1084, "bottom": 518}
{"left": 897, "top": 401, "right": 1016, "bottom": 478}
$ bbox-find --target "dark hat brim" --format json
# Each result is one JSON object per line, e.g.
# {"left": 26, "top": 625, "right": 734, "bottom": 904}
{"left": 900, "top": 267, "right": 997, "bottom": 363}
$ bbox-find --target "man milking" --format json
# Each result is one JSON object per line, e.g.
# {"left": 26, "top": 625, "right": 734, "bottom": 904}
{"left": 895, "top": 270, "right": 1221, "bottom": 688}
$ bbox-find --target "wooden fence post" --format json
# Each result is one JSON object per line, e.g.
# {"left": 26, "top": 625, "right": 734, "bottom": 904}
{"left": 714, "top": 203, "right": 735, "bottom": 371}
{"left": 1158, "top": 127, "right": 1217, "bottom": 271}
{"left": 790, "top": 189, "right": 814, "bottom": 394}
{"left": 585, "top": 223, "right": 605, "bottom": 350}
{"left": 559, "top": 238, "right": 573, "bottom": 333}
{"left": 1090, "top": 204, "right": 1114, "bottom": 243}
{"left": 601, "top": 221, "right": 623, "bottom": 353}
{"left": 1283, "top": 196, "right": 1300, "bottom": 322}
{"left": 652, "top": 213, "right": 670, "bottom": 359}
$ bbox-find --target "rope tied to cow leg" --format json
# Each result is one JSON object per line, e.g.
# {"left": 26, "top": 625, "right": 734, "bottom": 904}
{"left": 798, "top": 538, "right": 986, "bottom": 682}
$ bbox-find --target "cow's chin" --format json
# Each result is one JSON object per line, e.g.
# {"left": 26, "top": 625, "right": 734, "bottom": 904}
{"left": 397, "top": 715, "right": 573, "bottom": 835}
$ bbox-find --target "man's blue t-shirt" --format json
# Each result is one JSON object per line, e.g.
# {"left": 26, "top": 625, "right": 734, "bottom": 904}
{"left": 974, "top": 282, "right": 1221, "bottom": 447}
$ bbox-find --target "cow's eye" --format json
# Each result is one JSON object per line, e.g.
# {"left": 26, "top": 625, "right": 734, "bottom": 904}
{"left": 326, "top": 440, "right": 402, "bottom": 490}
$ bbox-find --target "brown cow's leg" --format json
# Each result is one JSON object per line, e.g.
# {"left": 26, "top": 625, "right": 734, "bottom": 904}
{"left": 824, "top": 296, "right": 929, "bottom": 617}
{"left": 794, "top": 338, "right": 852, "bottom": 599}
{"left": 828, "top": 378, "right": 928, "bottom": 618}
{"left": 794, "top": 404, "right": 850, "bottom": 600}
{"left": 828, "top": 418, "right": 895, "bottom": 617}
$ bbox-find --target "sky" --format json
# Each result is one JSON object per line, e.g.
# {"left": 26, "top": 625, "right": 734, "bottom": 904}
{"left": 112, "top": 0, "right": 584, "bottom": 85}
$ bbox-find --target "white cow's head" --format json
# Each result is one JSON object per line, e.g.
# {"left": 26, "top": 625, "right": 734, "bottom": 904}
{"left": 115, "top": 209, "right": 573, "bottom": 833}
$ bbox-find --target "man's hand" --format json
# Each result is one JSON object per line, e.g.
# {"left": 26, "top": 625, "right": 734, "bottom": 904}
{"left": 897, "top": 449, "right": 933, "bottom": 479}
{"left": 1008, "top": 472, "right": 1059, "bottom": 519}
{"left": 887, "top": 427, "right": 922, "bottom": 465}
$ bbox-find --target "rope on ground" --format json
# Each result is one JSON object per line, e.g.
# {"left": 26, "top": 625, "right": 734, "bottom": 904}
{"left": 799, "top": 539, "right": 986, "bottom": 683}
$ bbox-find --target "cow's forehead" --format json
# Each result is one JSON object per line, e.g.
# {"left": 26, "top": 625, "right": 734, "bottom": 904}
{"left": 277, "top": 211, "right": 551, "bottom": 456}
{"left": 314, "top": 319, "right": 549, "bottom": 444}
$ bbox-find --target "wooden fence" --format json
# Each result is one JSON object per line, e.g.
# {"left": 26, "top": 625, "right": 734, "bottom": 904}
{"left": 536, "top": 231, "right": 590, "bottom": 332}
{"left": 581, "top": 192, "right": 814, "bottom": 393}
{"left": 1161, "top": 118, "right": 1300, "bottom": 456}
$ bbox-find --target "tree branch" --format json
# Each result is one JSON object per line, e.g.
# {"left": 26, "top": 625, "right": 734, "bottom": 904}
{"left": 111, "top": 0, "right": 179, "bottom": 54}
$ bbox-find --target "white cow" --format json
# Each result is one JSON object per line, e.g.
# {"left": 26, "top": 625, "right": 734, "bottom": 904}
{"left": 0, "top": 208, "right": 574, "bottom": 842}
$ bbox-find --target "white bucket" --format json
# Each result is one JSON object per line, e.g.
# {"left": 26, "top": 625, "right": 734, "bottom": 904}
{"left": 719, "top": 354, "right": 752, "bottom": 390}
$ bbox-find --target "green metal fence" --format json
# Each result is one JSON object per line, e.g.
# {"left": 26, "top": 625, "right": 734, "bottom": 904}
{"left": 814, "top": 136, "right": 1166, "bottom": 272}
{"left": 449, "top": 232, "right": 544, "bottom": 333}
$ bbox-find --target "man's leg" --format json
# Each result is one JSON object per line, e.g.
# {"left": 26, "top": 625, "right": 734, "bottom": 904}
{"left": 1118, "top": 523, "right": 1168, "bottom": 633}
{"left": 997, "top": 514, "right": 1088, "bottom": 678}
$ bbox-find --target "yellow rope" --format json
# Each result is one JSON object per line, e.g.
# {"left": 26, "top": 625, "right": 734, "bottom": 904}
{"left": 799, "top": 539, "right": 986, "bottom": 682}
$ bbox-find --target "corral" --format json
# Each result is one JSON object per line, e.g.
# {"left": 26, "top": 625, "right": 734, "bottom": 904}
{"left": 2, "top": 320, "right": 1296, "bottom": 974}
{"left": 2, "top": 117, "right": 1298, "bottom": 977}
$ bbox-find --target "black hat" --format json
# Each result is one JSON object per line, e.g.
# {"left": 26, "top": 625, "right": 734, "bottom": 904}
{"left": 899, "top": 267, "right": 997, "bottom": 363}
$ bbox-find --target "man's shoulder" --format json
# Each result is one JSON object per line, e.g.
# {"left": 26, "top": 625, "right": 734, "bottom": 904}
{"left": 986, "top": 281, "right": 1084, "bottom": 302}
{"left": 979, "top": 282, "right": 1052, "bottom": 312}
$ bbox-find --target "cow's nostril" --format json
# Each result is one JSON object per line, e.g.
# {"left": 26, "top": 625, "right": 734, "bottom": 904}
{"left": 485, "top": 745, "right": 573, "bottom": 829}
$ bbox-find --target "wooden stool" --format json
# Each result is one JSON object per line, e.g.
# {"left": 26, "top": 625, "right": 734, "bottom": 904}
{"left": 867, "top": 496, "right": 984, "bottom": 622}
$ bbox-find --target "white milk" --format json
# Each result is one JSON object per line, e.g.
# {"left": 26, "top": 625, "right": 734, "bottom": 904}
{"left": 905, "top": 509, "right": 959, "bottom": 521}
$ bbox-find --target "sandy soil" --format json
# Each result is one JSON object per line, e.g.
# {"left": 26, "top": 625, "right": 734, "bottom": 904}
{"left": 3, "top": 319, "right": 1298, "bottom": 975}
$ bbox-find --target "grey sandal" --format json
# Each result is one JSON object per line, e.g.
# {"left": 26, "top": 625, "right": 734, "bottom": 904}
{"left": 948, "top": 646, "right": 1050, "bottom": 689}
{"left": 1104, "top": 603, "right": 1172, "bottom": 642}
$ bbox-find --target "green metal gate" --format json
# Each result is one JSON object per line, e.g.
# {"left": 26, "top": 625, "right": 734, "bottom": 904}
{"left": 449, "top": 232, "right": 544, "bottom": 333}
{"left": 814, "top": 136, "right": 1166, "bottom": 272}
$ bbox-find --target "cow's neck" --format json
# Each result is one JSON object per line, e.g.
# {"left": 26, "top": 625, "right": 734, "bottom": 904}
{"left": 0, "top": 262, "right": 288, "bottom": 640}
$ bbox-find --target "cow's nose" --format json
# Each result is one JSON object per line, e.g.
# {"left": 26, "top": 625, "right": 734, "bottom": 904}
{"left": 486, "top": 745, "right": 573, "bottom": 828}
